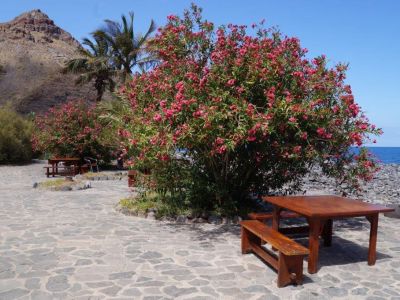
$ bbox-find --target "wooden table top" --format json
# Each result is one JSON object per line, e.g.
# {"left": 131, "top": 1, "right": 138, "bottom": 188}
{"left": 263, "top": 195, "right": 394, "bottom": 218}
{"left": 48, "top": 157, "right": 80, "bottom": 163}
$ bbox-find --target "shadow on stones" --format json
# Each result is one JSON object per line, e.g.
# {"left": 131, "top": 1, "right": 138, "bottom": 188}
{"left": 164, "top": 217, "right": 391, "bottom": 270}
{"left": 163, "top": 223, "right": 241, "bottom": 242}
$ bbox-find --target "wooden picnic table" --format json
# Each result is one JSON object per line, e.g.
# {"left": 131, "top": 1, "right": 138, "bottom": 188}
{"left": 263, "top": 195, "right": 395, "bottom": 274}
{"left": 47, "top": 157, "right": 81, "bottom": 177}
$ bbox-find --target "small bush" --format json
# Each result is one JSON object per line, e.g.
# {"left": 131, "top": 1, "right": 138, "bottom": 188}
{"left": 0, "top": 106, "right": 33, "bottom": 164}
{"left": 119, "top": 192, "right": 190, "bottom": 218}
{"left": 32, "top": 100, "right": 116, "bottom": 162}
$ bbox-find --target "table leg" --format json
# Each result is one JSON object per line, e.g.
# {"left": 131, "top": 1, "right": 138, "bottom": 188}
{"left": 52, "top": 163, "right": 55, "bottom": 177}
{"left": 272, "top": 205, "right": 282, "bottom": 231}
{"left": 322, "top": 219, "right": 333, "bottom": 247}
{"left": 271, "top": 206, "right": 282, "bottom": 250}
{"left": 366, "top": 214, "right": 378, "bottom": 266}
{"left": 308, "top": 218, "right": 321, "bottom": 274}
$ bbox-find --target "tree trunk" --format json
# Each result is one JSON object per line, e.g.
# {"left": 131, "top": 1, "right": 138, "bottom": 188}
{"left": 96, "top": 88, "right": 103, "bottom": 102}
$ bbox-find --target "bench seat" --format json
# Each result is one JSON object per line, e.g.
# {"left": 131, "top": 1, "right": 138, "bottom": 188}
{"left": 248, "top": 212, "right": 309, "bottom": 235}
{"left": 248, "top": 211, "right": 300, "bottom": 221}
{"left": 240, "top": 220, "right": 309, "bottom": 287}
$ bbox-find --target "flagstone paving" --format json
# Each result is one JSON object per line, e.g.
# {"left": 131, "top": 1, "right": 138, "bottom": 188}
{"left": 0, "top": 162, "right": 399, "bottom": 299}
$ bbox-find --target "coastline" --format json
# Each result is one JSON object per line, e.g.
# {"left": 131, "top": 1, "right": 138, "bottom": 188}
{"left": 302, "top": 163, "right": 400, "bottom": 206}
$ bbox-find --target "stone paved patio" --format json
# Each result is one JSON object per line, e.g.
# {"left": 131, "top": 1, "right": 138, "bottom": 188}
{"left": 0, "top": 162, "right": 399, "bottom": 299}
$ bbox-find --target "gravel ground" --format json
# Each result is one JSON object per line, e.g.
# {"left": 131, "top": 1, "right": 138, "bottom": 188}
{"left": 0, "top": 161, "right": 399, "bottom": 299}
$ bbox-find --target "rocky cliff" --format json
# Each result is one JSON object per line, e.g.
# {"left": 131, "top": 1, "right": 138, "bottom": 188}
{"left": 0, "top": 9, "right": 96, "bottom": 114}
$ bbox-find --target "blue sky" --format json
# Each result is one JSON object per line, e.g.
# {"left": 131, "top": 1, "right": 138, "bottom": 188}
{"left": 2, "top": 1, "right": 399, "bottom": 146}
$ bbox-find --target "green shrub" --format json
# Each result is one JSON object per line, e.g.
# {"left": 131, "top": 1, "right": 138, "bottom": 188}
{"left": 0, "top": 106, "right": 33, "bottom": 164}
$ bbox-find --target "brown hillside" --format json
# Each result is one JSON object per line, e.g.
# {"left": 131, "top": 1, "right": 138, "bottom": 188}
{"left": 0, "top": 9, "right": 97, "bottom": 114}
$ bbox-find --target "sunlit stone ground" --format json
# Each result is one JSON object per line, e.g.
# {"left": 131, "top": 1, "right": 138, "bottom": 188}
{"left": 0, "top": 161, "right": 399, "bottom": 299}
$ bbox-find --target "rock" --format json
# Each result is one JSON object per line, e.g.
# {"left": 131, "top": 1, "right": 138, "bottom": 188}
{"left": 99, "top": 285, "right": 121, "bottom": 296}
{"left": 59, "top": 185, "right": 72, "bottom": 191}
{"left": 192, "top": 217, "right": 206, "bottom": 223}
{"left": 208, "top": 215, "right": 222, "bottom": 225}
{"left": 243, "top": 284, "right": 272, "bottom": 294}
{"left": 109, "top": 271, "right": 135, "bottom": 280}
{"left": 45, "top": 275, "right": 70, "bottom": 292}
{"left": 146, "top": 211, "right": 156, "bottom": 220}
{"left": 0, "top": 289, "right": 30, "bottom": 300}
{"left": 176, "top": 215, "right": 187, "bottom": 223}
{"left": 33, "top": 182, "right": 38, "bottom": 188}
{"left": 322, "top": 286, "right": 348, "bottom": 297}
{"left": 163, "top": 286, "right": 197, "bottom": 297}
{"left": 84, "top": 181, "right": 91, "bottom": 188}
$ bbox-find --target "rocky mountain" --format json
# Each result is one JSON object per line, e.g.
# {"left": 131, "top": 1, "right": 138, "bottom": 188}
{"left": 0, "top": 9, "right": 96, "bottom": 114}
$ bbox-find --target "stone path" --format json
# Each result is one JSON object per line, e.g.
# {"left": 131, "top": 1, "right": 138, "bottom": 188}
{"left": 0, "top": 162, "right": 399, "bottom": 299}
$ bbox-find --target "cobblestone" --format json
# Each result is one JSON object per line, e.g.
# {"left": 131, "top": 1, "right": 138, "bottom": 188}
{"left": 0, "top": 162, "right": 399, "bottom": 299}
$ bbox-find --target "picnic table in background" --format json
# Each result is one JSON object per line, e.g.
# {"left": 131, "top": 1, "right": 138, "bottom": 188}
{"left": 263, "top": 195, "right": 395, "bottom": 274}
{"left": 45, "top": 157, "right": 81, "bottom": 177}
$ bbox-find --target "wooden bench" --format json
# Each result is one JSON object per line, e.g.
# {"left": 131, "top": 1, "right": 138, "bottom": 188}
{"left": 43, "top": 165, "right": 77, "bottom": 177}
{"left": 248, "top": 211, "right": 309, "bottom": 235}
{"left": 44, "top": 166, "right": 53, "bottom": 177}
{"left": 240, "top": 220, "right": 309, "bottom": 287}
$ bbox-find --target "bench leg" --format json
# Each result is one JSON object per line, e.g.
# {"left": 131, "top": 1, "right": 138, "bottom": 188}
{"left": 241, "top": 227, "right": 261, "bottom": 254}
{"left": 278, "top": 253, "right": 304, "bottom": 287}
{"left": 241, "top": 227, "right": 251, "bottom": 254}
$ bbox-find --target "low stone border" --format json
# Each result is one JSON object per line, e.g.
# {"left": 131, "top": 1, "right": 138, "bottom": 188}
{"left": 33, "top": 178, "right": 91, "bottom": 191}
{"left": 76, "top": 171, "right": 127, "bottom": 181}
{"left": 115, "top": 203, "right": 243, "bottom": 225}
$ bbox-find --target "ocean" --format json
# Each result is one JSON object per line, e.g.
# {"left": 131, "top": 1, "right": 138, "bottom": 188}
{"left": 357, "top": 147, "right": 400, "bottom": 164}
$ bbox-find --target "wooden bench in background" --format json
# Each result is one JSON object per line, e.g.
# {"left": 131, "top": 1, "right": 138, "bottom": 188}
{"left": 240, "top": 220, "right": 309, "bottom": 287}
{"left": 44, "top": 165, "right": 53, "bottom": 177}
{"left": 44, "top": 164, "right": 77, "bottom": 177}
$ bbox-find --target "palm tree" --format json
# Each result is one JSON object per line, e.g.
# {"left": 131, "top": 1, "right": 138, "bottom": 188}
{"left": 63, "top": 37, "right": 116, "bottom": 102}
{"left": 93, "top": 12, "right": 157, "bottom": 81}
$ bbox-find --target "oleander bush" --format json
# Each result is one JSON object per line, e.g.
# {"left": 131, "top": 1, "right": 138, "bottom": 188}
{"left": 113, "top": 5, "right": 381, "bottom": 215}
{"left": 0, "top": 105, "right": 33, "bottom": 164}
{"left": 32, "top": 100, "right": 115, "bottom": 162}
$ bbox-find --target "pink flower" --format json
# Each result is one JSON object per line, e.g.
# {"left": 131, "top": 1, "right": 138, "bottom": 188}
{"left": 293, "top": 146, "right": 302, "bottom": 154}
{"left": 193, "top": 110, "right": 204, "bottom": 118}
{"left": 216, "top": 145, "right": 227, "bottom": 154}
{"left": 175, "top": 81, "right": 185, "bottom": 91}
{"left": 215, "top": 137, "right": 224, "bottom": 145}
{"left": 153, "top": 113, "right": 162, "bottom": 122}
{"left": 316, "top": 128, "right": 326, "bottom": 137}
{"left": 227, "top": 79, "right": 235, "bottom": 86}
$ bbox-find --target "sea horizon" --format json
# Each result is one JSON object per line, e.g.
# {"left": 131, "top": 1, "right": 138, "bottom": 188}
{"left": 354, "top": 146, "right": 400, "bottom": 164}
